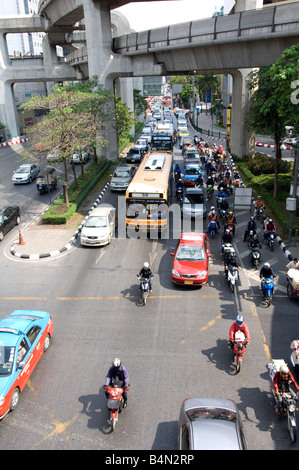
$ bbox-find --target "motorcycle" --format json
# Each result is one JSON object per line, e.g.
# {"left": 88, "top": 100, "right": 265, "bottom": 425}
{"left": 208, "top": 220, "right": 218, "bottom": 238}
{"left": 266, "top": 232, "right": 275, "bottom": 252}
{"left": 176, "top": 187, "right": 183, "bottom": 202}
{"left": 219, "top": 209, "right": 227, "bottom": 225}
{"left": 229, "top": 330, "right": 247, "bottom": 373}
{"left": 250, "top": 246, "right": 261, "bottom": 269}
{"left": 268, "top": 360, "right": 299, "bottom": 443}
{"left": 207, "top": 184, "right": 214, "bottom": 199}
{"left": 137, "top": 275, "right": 153, "bottom": 305}
{"left": 227, "top": 265, "right": 239, "bottom": 293}
{"left": 256, "top": 206, "right": 265, "bottom": 223}
{"left": 105, "top": 379, "right": 126, "bottom": 431}
{"left": 261, "top": 277, "right": 274, "bottom": 306}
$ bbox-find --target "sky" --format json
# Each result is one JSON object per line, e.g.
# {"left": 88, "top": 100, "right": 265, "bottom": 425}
{"left": 115, "top": 0, "right": 226, "bottom": 32}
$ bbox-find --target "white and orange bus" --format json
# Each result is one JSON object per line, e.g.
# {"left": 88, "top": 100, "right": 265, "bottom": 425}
{"left": 125, "top": 151, "right": 173, "bottom": 233}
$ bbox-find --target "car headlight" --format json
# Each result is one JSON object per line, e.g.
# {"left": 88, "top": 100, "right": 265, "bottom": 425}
{"left": 196, "top": 270, "right": 207, "bottom": 278}
{"left": 172, "top": 269, "right": 180, "bottom": 277}
{"left": 80, "top": 233, "right": 88, "bottom": 239}
{"left": 0, "top": 396, "right": 5, "bottom": 406}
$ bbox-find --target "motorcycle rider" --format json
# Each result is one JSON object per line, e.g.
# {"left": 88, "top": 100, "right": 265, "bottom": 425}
{"left": 259, "top": 262, "right": 276, "bottom": 289}
{"left": 224, "top": 250, "right": 240, "bottom": 279}
{"left": 254, "top": 195, "right": 265, "bottom": 217}
{"left": 208, "top": 207, "right": 220, "bottom": 232}
{"left": 286, "top": 257, "right": 299, "bottom": 275}
{"left": 138, "top": 261, "right": 153, "bottom": 292}
{"left": 176, "top": 178, "right": 184, "bottom": 200}
{"left": 243, "top": 216, "right": 257, "bottom": 242}
{"left": 174, "top": 163, "right": 181, "bottom": 181}
{"left": 221, "top": 228, "right": 233, "bottom": 254}
{"left": 229, "top": 315, "right": 251, "bottom": 348}
{"left": 248, "top": 233, "right": 262, "bottom": 261}
{"left": 225, "top": 211, "right": 237, "bottom": 236}
{"left": 264, "top": 218, "right": 276, "bottom": 242}
{"left": 104, "top": 358, "right": 130, "bottom": 408}
{"left": 273, "top": 364, "right": 299, "bottom": 414}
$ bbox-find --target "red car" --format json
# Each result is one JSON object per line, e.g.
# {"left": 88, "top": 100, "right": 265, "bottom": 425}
{"left": 171, "top": 233, "right": 211, "bottom": 286}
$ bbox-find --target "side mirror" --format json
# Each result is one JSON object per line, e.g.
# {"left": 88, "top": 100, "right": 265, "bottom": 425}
{"left": 170, "top": 252, "right": 175, "bottom": 256}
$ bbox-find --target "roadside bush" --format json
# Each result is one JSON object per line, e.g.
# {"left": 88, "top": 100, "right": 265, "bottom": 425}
{"left": 252, "top": 173, "right": 292, "bottom": 191}
{"left": 247, "top": 153, "right": 291, "bottom": 175}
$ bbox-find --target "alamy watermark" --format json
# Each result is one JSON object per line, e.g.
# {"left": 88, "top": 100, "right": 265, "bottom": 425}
{"left": 103, "top": 196, "right": 204, "bottom": 240}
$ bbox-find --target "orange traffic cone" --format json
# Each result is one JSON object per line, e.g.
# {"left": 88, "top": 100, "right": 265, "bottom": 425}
{"left": 18, "top": 230, "right": 26, "bottom": 245}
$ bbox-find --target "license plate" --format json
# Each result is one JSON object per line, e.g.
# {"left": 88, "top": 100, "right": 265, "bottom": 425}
{"left": 184, "top": 280, "right": 193, "bottom": 285}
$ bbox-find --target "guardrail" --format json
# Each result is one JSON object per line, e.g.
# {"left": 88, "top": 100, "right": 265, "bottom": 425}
{"left": 113, "top": 3, "right": 299, "bottom": 54}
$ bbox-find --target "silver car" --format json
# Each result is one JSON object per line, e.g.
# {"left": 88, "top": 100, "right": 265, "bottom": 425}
{"left": 110, "top": 166, "right": 134, "bottom": 192}
{"left": 80, "top": 205, "right": 116, "bottom": 246}
{"left": 177, "top": 397, "right": 247, "bottom": 450}
{"left": 12, "top": 163, "right": 40, "bottom": 184}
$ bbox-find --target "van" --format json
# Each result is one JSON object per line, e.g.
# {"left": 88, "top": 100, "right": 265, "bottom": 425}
{"left": 181, "top": 187, "right": 208, "bottom": 219}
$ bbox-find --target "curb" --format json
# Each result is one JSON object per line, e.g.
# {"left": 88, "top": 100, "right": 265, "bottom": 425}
{"left": 10, "top": 182, "right": 110, "bottom": 260}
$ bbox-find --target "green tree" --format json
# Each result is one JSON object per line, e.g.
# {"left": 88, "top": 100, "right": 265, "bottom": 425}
{"left": 246, "top": 66, "right": 285, "bottom": 200}
{"left": 269, "top": 44, "right": 299, "bottom": 131}
{"left": 247, "top": 45, "right": 299, "bottom": 200}
{"left": 21, "top": 84, "right": 103, "bottom": 204}
{"left": 133, "top": 89, "right": 147, "bottom": 119}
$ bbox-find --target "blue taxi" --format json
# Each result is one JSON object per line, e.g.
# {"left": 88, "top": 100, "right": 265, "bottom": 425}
{"left": 0, "top": 310, "right": 53, "bottom": 419}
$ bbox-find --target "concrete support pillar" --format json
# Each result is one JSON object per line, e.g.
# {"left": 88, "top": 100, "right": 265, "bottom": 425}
{"left": 230, "top": 68, "right": 255, "bottom": 158}
{"left": 0, "top": 32, "right": 19, "bottom": 136}
{"left": 83, "top": 0, "right": 118, "bottom": 159}
{"left": 42, "top": 34, "right": 59, "bottom": 95}
{"left": 0, "top": 81, "right": 19, "bottom": 138}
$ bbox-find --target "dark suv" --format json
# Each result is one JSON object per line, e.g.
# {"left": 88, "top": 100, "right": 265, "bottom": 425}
{"left": 125, "top": 147, "right": 143, "bottom": 164}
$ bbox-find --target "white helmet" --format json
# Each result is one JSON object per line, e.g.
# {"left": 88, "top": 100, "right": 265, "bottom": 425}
{"left": 112, "top": 358, "right": 121, "bottom": 368}
{"left": 264, "top": 262, "right": 270, "bottom": 269}
{"left": 280, "top": 364, "right": 289, "bottom": 375}
{"left": 143, "top": 262, "right": 149, "bottom": 270}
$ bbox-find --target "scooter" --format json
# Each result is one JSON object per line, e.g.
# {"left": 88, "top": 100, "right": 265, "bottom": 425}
{"left": 227, "top": 265, "right": 239, "bottom": 293}
{"left": 207, "top": 184, "right": 214, "bottom": 199}
{"left": 256, "top": 206, "right": 265, "bottom": 223}
{"left": 266, "top": 232, "right": 275, "bottom": 252}
{"left": 250, "top": 246, "right": 261, "bottom": 269}
{"left": 105, "top": 379, "right": 126, "bottom": 432}
{"left": 176, "top": 187, "right": 183, "bottom": 202}
{"left": 228, "top": 330, "right": 247, "bottom": 373}
{"left": 268, "top": 360, "right": 299, "bottom": 443}
{"left": 261, "top": 277, "right": 274, "bottom": 306}
{"left": 219, "top": 209, "right": 227, "bottom": 225}
{"left": 137, "top": 275, "right": 153, "bottom": 305}
{"left": 208, "top": 220, "right": 218, "bottom": 238}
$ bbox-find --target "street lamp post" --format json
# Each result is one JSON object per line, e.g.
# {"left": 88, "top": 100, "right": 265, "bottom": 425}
{"left": 281, "top": 126, "right": 299, "bottom": 246}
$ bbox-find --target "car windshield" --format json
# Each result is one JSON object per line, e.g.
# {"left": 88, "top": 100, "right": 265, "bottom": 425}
{"left": 187, "top": 407, "right": 237, "bottom": 423}
{"left": 185, "top": 168, "right": 201, "bottom": 176}
{"left": 16, "top": 167, "right": 29, "bottom": 173}
{"left": 183, "top": 193, "right": 204, "bottom": 204}
{"left": 114, "top": 170, "right": 130, "bottom": 178}
{"left": 85, "top": 216, "right": 107, "bottom": 228}
{"left": 186, "top": 153, "right": 199, "bottom": 159}
{"left": 0, "top": 345, "right": 15, "bottom": 376}
{"left": 176, "top": 244, "right": 205, "bottom": 261}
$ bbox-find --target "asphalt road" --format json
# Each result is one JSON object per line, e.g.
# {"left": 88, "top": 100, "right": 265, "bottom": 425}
{"left": 0, "top": 124, "right": 298, "bottom": 451}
